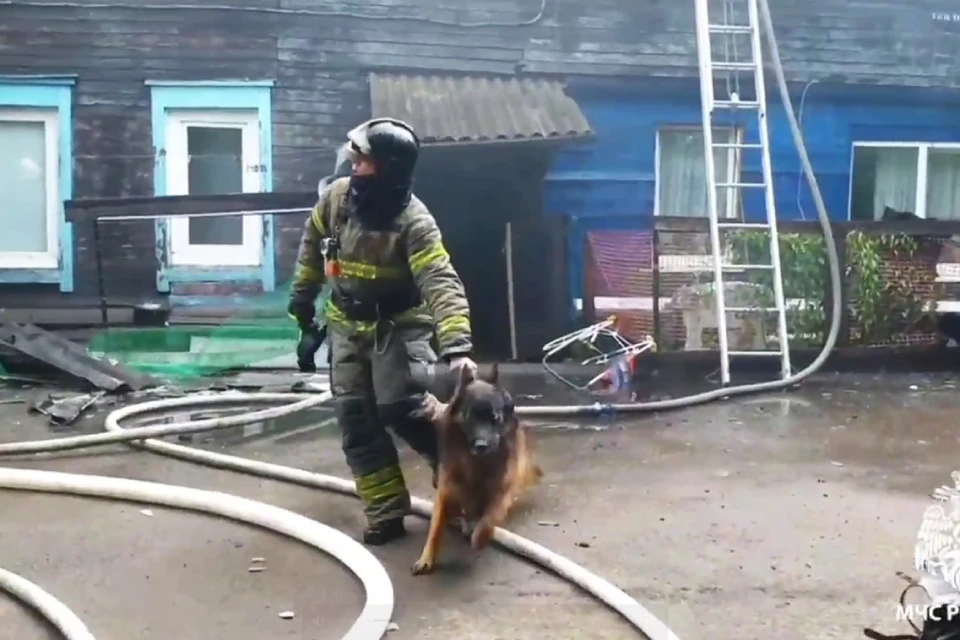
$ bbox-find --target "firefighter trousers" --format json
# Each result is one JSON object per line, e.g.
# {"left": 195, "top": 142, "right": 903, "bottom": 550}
{"left": 329, "top": 321, "right": 440, "bottom": 526}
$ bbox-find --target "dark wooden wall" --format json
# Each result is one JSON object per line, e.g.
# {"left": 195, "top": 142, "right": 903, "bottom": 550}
{"left": 0, "top": 0, "right": 958, "bottom": 306}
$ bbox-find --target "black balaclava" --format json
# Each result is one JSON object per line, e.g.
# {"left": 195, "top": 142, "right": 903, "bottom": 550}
{"left": 345, "top": 119, "right": 420, "bottom": 228}
{"left": 349, "top": 177, "right": 412, "bottom": 229}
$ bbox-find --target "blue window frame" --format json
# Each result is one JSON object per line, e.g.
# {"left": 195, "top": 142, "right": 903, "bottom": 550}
{"left": 147, "top": 80, "right": 275, "bottom": 292}
{"left": 0, "top": 76, "right": 75, "bottom": 292}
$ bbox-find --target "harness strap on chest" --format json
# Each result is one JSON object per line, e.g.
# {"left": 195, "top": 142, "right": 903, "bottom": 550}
{"left": 323, "top": 191, "right": 419, "bottom": 323}
{"left": 323, "top": 192, "right": 348, "bottom": 278}
{"left": 331, "top": 289, "right": 421, "bottom": 323}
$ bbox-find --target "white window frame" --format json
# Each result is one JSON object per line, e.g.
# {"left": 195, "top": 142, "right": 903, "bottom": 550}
{"left": 654, "top": 125, "right": 741, "bottom": 219}
{"left": 0, "top": 108, "right": 61, "bottom": 269}
{"left": 164, "top": 109, "right": 262, "bottom": 267}
{"left": 848, "top": 141, "right": 960, "bottom": 220}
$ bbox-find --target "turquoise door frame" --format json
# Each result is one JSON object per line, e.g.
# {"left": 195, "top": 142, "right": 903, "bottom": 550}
{"left": 0, "top": 75, "right": 76, "bottom": 292}
{"left": 147, "top": 80, "right": 276, "bottom": 293}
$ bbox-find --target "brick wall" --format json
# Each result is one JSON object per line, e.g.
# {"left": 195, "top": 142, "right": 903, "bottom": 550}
{"left": 849, "top": 237, "right": 944, "bottom": 347}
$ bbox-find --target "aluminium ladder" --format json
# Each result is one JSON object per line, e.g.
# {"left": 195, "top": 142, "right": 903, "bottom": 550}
{"left": 693, "top": 0, "right": 791, "bottom": 385}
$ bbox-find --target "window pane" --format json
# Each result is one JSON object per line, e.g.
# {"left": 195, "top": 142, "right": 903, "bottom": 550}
{"left": 658, "top": 128, "right": 735, "bottom": 217}
{"left": 186, "top": 126, "right": 244, "bottom": 245}
{"left": 0, "top": 120, "right": 49, "bottom": 252}
{"left": 850, "top": 146, "right": 918, "bottom": 221}
{"left": 927, "top": 149, "right": 960, "bottom": 220}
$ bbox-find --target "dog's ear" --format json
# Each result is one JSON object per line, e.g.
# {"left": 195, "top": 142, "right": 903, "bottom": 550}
{"left": 500, "top": 387, "right": 516, "bottom": 425}
{"left": 456, "top": 362, "right": 475, "bottom": 389}
{"left": 448, "top": 363, "right": 474, "bottom": 417}
{"left": 483, "top": 363, "right": 500, "bottom": 386}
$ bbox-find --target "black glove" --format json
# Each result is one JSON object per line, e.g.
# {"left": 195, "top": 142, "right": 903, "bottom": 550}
{"left": 287, "top": 300, "right": 316, "bottom": 330}
{"left": 296, "top": 324, "right": 327, "bottom": 373}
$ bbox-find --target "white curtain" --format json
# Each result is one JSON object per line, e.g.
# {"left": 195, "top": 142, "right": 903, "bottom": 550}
{"left": 927, "top": 150, "right": 960, "bottom": 220}
{"left": 658, "top": 129, "right": 733, "bottom": 217}
{"left": 871, "top": 147, "right": 917, "bottom": 219}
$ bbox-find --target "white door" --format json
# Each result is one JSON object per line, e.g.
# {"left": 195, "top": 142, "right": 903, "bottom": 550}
{"left": 0, "top": 108, "right": 60, "bottom": 269}
{"left": 164, "top": 109, "right": 263, "bottom": 267}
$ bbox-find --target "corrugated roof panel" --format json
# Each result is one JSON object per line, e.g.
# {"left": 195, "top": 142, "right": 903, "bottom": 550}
{"left": 369, "top": 73, "right": 594, "bottom": 145}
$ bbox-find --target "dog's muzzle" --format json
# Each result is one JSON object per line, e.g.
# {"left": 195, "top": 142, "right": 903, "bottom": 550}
{"left": 470, "top": 433, "right": 500, "bottom": 456}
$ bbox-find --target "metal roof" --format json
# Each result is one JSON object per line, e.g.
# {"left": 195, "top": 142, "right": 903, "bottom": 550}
{"left": 368, "top": 73, "right": 593, "bottom": 145}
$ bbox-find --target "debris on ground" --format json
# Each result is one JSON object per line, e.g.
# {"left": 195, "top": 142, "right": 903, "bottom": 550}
{"left": 28, "top": 391, "right": 108, "bottom": 426}
{"left": 290, "top": 376, "right": 331, "bottom": 393}
{"left": 279, "top": 611, "right": 295, "bottom": 620}
{"left": 0, "top": 323, "right": 158, "bottom": 391}
{"left": 125, "top": 385, "right": 189, "bottom": 400}
{"left": 140, "top": 509, "right": 154, "bottom": 517}
{"left": 249, "top": 557, "right": 266, "bottom": 573}
{"left": 542, "top": 317, "right": 656, "bottom": 396}
{"left": 23, "top": 384, "right": 198, "bottom": 428}
{"left": 0, "top": 373, "right": 46, "bottom": 386}
{"left": 4, "top": 357, "right": 317, "bottom": 443}
{"left": 386, "top": 622, "right": 400, "bottom": 632}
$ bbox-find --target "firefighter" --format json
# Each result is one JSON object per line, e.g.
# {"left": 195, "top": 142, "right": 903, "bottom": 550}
{"left": 287, "top": 118, "right": 476, "bottom": 545}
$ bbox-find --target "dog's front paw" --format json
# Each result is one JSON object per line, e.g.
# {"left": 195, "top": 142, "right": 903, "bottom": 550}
{"left": 411, "top": 556, "right": 435, "bottom": 576}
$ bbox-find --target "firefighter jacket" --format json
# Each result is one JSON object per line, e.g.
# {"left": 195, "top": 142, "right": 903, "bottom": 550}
{"left": 289, "top": 177, "right": 473, "bottom": 359}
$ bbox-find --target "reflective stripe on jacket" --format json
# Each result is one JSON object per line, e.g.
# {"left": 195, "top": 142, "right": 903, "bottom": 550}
{"left": 288, "top": 177, "right": 472, "bottom": 357}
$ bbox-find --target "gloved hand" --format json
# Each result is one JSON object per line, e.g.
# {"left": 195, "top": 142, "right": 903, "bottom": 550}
{"left": 448, "top": 355, "right": 478, "bottom": 376}
{"left": 287, "top": 300, "right": 316, "bottom": 330}
{"left": 296, "top": 324, "right": 327, "bottom": 373}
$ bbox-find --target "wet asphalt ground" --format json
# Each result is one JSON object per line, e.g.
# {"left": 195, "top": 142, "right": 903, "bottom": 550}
{"left": 0, "top": 370, "right": 956, "bottom": 639}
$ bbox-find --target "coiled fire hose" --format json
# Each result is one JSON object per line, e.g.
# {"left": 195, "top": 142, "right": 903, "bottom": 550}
{"left": 0, "top": 0, "right": 837, "bottom": 637}
{"left": 0, "top": 391, "right": 681, "bottom": 640}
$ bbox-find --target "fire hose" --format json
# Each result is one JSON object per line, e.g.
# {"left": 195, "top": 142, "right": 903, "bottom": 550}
{"left": 0, "top": 391, "right": 682, "bottom": 640}
{"left": 0, "top": 0, "right": 838, "bottom": 637}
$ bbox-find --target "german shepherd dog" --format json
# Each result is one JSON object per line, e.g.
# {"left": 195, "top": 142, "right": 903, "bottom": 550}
{"left": 411, "top": 363, "right": 542, "bottom": 575}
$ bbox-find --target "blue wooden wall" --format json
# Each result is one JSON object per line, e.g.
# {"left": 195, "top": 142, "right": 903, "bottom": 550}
{"left": 548, "top": 82, "right": 960, "bottom": 303}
